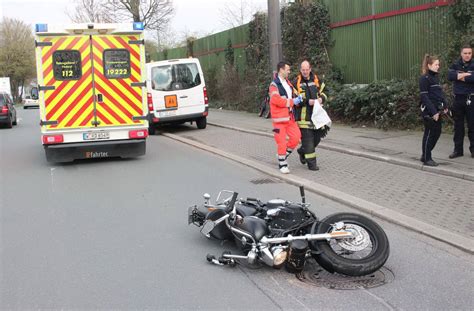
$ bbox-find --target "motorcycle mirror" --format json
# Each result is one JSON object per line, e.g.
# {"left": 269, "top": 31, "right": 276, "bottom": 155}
{"left": 203, "top": 193, "right": 211, "bottom": 204}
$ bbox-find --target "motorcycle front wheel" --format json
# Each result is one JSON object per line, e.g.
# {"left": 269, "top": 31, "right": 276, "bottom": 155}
{"left": 311, "top": 213, "right": 390, "bottom": 276}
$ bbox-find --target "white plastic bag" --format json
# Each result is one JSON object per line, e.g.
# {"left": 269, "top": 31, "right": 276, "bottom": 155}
{"left": 311, "top": 101, "right": 332, "bottom": 129}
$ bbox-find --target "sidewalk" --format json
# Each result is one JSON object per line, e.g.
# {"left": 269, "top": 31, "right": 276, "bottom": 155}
{"left": 208, "top": 109, "right": 474, "bottom": 181}
{"left": 162, "top": 108, "right": 474, "bottom": 253}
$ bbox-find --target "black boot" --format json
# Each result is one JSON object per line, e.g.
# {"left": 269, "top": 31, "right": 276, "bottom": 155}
{"left": 297, "top": 148, "right": 306, "bottom": 165}
{"left": 307, "top": 158, "right": 319, "bottom": 171}
{"left": 449, "top": 151, "right": 463, "bottom": 159}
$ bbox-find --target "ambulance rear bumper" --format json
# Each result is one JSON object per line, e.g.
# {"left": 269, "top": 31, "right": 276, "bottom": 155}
{"left": 44, "top": 139, "right": 146, "bottom": 163}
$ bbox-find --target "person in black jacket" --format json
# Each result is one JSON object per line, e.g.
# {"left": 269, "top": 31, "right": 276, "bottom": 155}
{"left": 447, "top": 45, "right": 474, "bottom": 158}
{"left": 292, "top": 60, "right": 328, "bottom": 171}
{"left": 419, "top": 54, "right": 448, "bottom": 166}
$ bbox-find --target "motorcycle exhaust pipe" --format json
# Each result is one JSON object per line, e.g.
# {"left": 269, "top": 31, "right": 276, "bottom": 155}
{"left": 286, "top": 240, "right": 308, "bottom": 274}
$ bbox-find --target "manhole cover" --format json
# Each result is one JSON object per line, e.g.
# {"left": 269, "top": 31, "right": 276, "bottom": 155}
{"left": 250, "top": 178, "right": 279, "bottom": 184}
{"left": 296, "top": 259, "right": 394, "bottom": 290}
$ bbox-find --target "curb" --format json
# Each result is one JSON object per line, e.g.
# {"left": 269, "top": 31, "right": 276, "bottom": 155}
{"left": 208, "top": 122, "right": 474, "bottom": 182}
{"left": 163, "top": 132, "right": 474, "bottom": 254}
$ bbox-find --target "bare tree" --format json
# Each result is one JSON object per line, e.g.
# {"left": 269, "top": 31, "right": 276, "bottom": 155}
{"left": 104, "top": 0, "right": 174, "bottom": 32}
{"left": 220, "top": 0, "right": 265, "bottom": 29}
{"left": 67, "top": 0, "right": 174, "bottom": 32}
{"left": 67, "top": 0, "right": 112, "bottom": 23}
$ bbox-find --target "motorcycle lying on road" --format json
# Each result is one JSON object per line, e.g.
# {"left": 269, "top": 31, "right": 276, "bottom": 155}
{"left": 188, "top": 187, "right": 390, "bottom": 276}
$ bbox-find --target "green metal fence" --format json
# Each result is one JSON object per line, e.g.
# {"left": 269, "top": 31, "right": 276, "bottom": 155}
{"left": 152, "top": 24, "right": 249, "bottom": 74}
{"left": 152, "top": 0, "right": 452, "bottom": 84}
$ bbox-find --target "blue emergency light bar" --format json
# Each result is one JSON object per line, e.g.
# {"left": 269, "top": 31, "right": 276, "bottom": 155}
{"left": 133, "top": 22, "right": 144, "bottom": 30}
{"left": 35, "top": 24, "right": 48, "bottom": 33}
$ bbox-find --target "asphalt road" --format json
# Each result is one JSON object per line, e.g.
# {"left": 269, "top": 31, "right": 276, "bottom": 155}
{"left": 1, "top": 109, "right": 473, "bottom": 310}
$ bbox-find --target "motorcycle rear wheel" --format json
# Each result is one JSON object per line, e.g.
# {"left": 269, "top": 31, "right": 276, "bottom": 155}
{"left": 311, "top": 213, "right": 389, "bottom": 276}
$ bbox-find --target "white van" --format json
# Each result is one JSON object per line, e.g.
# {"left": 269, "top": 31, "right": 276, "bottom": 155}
{"left": 146, "top": 58, "right": 208, "bottom": 134}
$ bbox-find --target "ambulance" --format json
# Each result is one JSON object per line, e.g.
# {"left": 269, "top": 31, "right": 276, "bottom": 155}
{"left": 34, "top": 23, "right": 149, "bottom": 162}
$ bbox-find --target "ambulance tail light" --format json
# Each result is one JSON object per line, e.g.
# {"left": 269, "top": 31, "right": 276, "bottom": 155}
{"left": 203, "top": 86, "right": 208, "bottom": 105}
{"left": 129, "top": 129, "right": 148, "bottom": 139}
{"left": 42, "top": 134, "right": 64, "bottom": 145}
{"left": 147, "top": 92, "right": 154, "bottom": 112}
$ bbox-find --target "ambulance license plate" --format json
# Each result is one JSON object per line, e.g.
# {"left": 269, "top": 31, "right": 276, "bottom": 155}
{"left": 83, "top": 131, "right": 110, "bottom": 140}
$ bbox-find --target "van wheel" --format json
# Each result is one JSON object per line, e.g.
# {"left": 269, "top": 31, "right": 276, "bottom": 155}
{"left": 12, "top": 117, "right": 17, "bottom": 125}
{"left": 148, "top": 125, "right": 156, "bottom": 135}
{"left": 196, "top": 117, "right": 207, "bottom": 129}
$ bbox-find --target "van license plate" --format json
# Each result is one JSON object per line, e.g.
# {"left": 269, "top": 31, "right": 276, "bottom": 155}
{"left": 158, "top": 110, "right": 177, "bottom": 117}
{"left": 83, "top": 132, "right": 110, "bottom": 140}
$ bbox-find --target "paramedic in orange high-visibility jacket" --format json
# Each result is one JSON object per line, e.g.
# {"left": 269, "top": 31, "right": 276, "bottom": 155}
{"left": 268, "top": 61, "right": 302, "bottom": 174}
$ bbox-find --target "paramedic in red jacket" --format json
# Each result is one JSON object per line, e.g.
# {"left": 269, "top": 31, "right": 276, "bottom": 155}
{"left": 268, "top": 61, "right": 302, "bottom": 174}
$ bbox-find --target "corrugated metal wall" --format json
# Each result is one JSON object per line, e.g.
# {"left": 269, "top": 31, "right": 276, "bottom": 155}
{"left": 152, "top": 24, "right": 249, "bottom": 73}
{"left": 321, "top": 0, "right": 451, "bottom": 83}
{"left": 321, "top": 0, "right": 372, "bottom": 22}
{"left": 154, "top": 1, "right": 452, "bottom": 83}
{"left": 330, "top": 22, "right": 375, "bottom": 83}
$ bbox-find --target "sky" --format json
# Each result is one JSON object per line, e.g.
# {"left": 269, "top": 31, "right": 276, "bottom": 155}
{"left": 0, "top": 0, "right": 267, "bottom": 42}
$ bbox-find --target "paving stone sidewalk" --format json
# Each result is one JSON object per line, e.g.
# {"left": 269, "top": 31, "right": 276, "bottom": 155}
{"left": 208, "top": 109, "right": 474, "bottom": 180}
{"left": 166, "top": 124, "right": 473, "bottom": 242}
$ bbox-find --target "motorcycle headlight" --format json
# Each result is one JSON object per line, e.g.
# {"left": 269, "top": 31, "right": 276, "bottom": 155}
{"left": 272, "top": 248, "right": 288, "bottom": 268}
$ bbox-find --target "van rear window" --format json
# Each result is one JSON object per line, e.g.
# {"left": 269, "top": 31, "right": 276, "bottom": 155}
{"left": 52, "top": 50, "right": 82, "bottom": 81}
{"left": 151, "top": 63, "right": 201, "bottom": 91}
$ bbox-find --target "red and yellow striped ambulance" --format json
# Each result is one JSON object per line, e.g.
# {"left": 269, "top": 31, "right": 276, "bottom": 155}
{"left": 34, "top": 23, "right": 148, "bottom": 162}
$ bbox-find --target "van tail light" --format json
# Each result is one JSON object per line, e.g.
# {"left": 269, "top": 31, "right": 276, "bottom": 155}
{"left": 42, "top": 134, "right": 64, "bottom": 145}
{"left": 0, "top": 105, "right": 8, "bottom": 114}
{"left": 203, "top": 87, "right": 208, "bottom": 105}
{"left": 129, "top": 129, "right": 148, "bottom": 139}
{"left": 147, "top": 92, "right": 153, "bottom": 112}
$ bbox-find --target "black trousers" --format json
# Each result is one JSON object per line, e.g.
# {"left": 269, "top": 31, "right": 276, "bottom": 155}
{"left": 298, "top": 128, "right": 321, "bottom": 169}
{"left": 422, "top": 117, "right": 442, "bottom": 162}
{"left": 452, "top": 95, "right": 474, "bottom": 154}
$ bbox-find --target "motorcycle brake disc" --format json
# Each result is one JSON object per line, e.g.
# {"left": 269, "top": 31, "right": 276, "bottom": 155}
{"left": 335, "top": 224, "right": 371, "bottom": 252}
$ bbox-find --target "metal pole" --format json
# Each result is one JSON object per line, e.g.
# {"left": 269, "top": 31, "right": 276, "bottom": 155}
{"left": 371, "top": 0, "right": 377, "bottom": 81}
{"left": 268, "top": 0, "right": 282, "bottom": 74}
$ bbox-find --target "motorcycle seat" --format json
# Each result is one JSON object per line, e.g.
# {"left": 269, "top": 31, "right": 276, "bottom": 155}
{"left": 235, "top": 216, "right": 268, "bottom": 241}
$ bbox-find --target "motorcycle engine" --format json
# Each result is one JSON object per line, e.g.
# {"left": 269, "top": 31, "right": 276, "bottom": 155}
{"left": 265, "top": 200, "right": 309, "bottom": 230}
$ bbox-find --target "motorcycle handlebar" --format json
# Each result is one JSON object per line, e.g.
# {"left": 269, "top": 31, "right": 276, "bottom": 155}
{"left": 227, "top": 192, "right": 239, "bottom": 213}
{"left": 299, "top": 186, "right": 306, "bottom": 204}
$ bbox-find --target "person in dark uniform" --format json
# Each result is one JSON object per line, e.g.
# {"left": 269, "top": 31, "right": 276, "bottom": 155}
{"left": 447, "top": 45, "right": 474, "bottom": 158}
{"left": 419, "top": 54, "right": 448, "bottom": 166}
{"left": 293, "top": 60, "right": 328, "bottom": 171}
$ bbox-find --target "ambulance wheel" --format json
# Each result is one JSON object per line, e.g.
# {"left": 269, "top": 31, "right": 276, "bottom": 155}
{"left": 148, "top": 125, "right": 156, "bottom": 135}
{"left": 196, "top": 117, "right": 207, "bottom": 129}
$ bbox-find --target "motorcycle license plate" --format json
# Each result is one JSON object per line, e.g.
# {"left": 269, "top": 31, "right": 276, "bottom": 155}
{"left": 83, "top": 131, "right": 110, "bottom": 141}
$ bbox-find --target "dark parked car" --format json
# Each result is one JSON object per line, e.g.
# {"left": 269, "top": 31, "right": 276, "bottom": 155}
{"left": 0, "top": 92, "right": 17, "bottom": 128}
